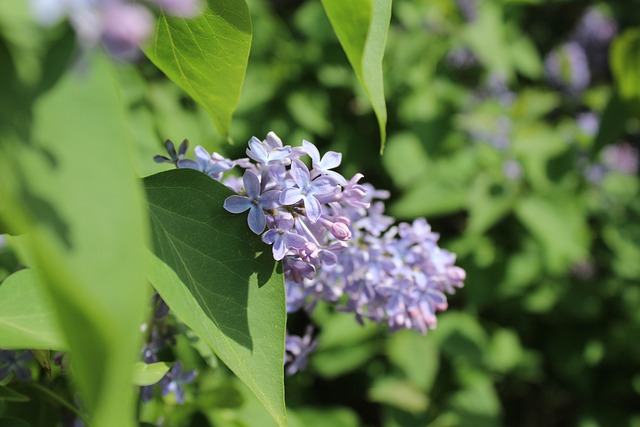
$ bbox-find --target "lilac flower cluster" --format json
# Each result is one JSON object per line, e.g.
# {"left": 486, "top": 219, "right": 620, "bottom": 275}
{"left": 30, "top": 0, "right": 203, "bottom": 60}
{"left": 155, "top": 133, "right": 466, "bottom": 371}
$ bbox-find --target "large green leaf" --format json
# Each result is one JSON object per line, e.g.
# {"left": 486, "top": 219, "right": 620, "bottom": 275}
{"left": 321, "top": 0, "right": 390, "bottom": 152}
{"left": 0, "top": 53, "right": 149, "bottom": 427}
{"left": 0, "top": 269, "right": 66, "bottom": 350}
{"left": 143, "top": 0, "right": 252, "bottom": 140}
{"left": 144, "top": 169, "right": 286, "bottom": 427}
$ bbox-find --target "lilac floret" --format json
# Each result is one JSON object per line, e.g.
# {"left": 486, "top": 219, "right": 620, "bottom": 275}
{"left": 302, "top": 140, "right": 347, "bottom": 185}
{"left": 246, "top": 136, "right": 292, "bottom": 165}
{"left": 262, "top": 216, "right": 308, "bottom": 260}
{"left": 178, "top": 146, "right": 234, "bottom": 180}
{"left": 279, "top": 159, "right": 338, "bottom": 222}
{"left": 224, "top": 170, "right": 280, "bottom": 234}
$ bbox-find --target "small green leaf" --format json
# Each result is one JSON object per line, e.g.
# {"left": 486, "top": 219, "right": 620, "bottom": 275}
{"left": 387, "top": 330, "right": 439, "bottom": 392}
{"left": 132, "top": 362, "right": 172, "bottom": 386}
{"left": 321, "top": 0, "right": 391, "bottom": 152}
{"left": 515, "top": 195, "right": 589, "bottom": 273}
{"left": 143, "top": 0, "right": 252, "bottom": 140}
{"left": 144, "top": 169, "right": 286, "bottom": 427}
{"left": 368, "top": 378, "right": 429, "bottom": 413}
{"left": 0, "top": 270, "right": 66, "bottom": 350}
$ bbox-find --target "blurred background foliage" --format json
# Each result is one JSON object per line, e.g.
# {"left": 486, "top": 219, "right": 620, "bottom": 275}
{"left": 1, "top": 0, "right": 640, "bottom": 426}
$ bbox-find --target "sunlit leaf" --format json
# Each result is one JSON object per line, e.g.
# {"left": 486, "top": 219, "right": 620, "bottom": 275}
{"left": 0, "top": 270, "right": 66, "bottom": 350}
{"left": 132, "top": 362, "right": 172, "bottom": 386}
{"left": 144, "top": 169, "right": 286, "bottom": 427}
{"left": 143, "top": 0, "right": 252, "bottom": 140}
{"left": 320, "top": 0, "right": 391, "bottom": 151}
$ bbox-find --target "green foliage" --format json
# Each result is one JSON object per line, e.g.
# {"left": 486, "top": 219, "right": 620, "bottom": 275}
{"left": 143, "top": 0, "right": 252, "bottom": 141}
{"left": 0, "top": 270, "right": 66, "bottom": 350}
{"left": 611, "top": 28, "right": 640, "bottom": 102}
{"left": 132, "top": 362, "right": 172, "bottom": 387}
{"left": 321, "top": 0, "right": 391, "bottom": 151}
{"left": 0, "top": 50, "right": 149, "bottom": 427}
{"left": 144, "top": 169, "right": 286, "bottom": 426}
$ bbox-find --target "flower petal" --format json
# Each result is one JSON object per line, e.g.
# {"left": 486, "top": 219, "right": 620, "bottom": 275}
{"left": 243, "top": 169, "right": 261, "bottom": 198}
{"left": 247, "top": 204, "right": 267, "bottom": 234}
{"left": 259, "top": 189, "right": 281, "bottom": 209}
{"left": 223, "top": 195, "right": 251, "bottom": 213}
{"left": 176, "top": 158, "right": 200, "bottom": 170}
{"left": 319, "top": 150, "right": 341, "bottom": 170}
{"left": 262, "top": 228, "right": 279, "bottom": 245}
{"left": 284, "top": 231, "right": 307, "bottom": 249}
{"left": 290, "top": 159, "right": 311, "bottom": 189}
{"left": 309, "top": 176, "right": 338, "bottom": 196}
{"left": 272, "top": 234, "right": 286, "bottom": 260}
{"left": 246, "top": 136, "right": 267, "bottom": 163}
{"left": 280, "top": 187, "right": 304, "bottom": 206}
{"left": 303, "top": 195, "right": 322, "bottom": 222}
{"left": 302, "top": 140, "right": 320, "bottom": 164}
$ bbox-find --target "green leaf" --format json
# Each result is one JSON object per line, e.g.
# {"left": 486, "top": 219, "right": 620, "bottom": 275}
{"left": 320, "top": 0, "right": 390, "bottom": 152}
{"left": 515, "top": 195, "right": 590, "bottom": 273}
{"left": 144, "top": 169, "right": 286, "bottom": 427}
{"left": 132, "top": 362, "right": 172, "bottom": 386}
{"left": 143, "top": 0, "right": 252, "bottom": 140}
{"left": 368, "top": 378, "right": 429, "bottom": 413}
{"left": 0, "top": 270, "right": 66, "bottom": 350}
{"left": 387, "top": 330, "right": 439, "bottom": 392}
{"left": 611, "top": 29, "right": 640, "bottom": 102}
{"left": 0, "top": 53, "right": 149, "bottom": 427}
{"left": 592, "top": 92, "right": 629, "bottom": 158}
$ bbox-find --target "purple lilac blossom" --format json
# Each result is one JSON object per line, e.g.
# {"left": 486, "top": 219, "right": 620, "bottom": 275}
{"left": 154, "top": 132, "right": 467, "bottom": 369}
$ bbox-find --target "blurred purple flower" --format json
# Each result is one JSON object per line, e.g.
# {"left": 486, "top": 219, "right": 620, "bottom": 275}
{"left": 544, "top": 42, "right": 591, "bottom": 93}
{"left": 602, "top": 142, "right": 639, "bottom": 175}
{"left": 0, "top": 350, "right": 32, "bottom": 382}
{"left": 285, "top": 327, "right": 318, "bottom": 375}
